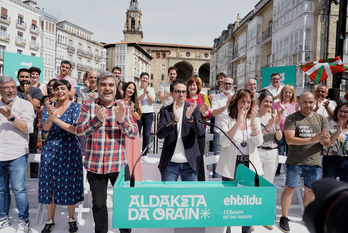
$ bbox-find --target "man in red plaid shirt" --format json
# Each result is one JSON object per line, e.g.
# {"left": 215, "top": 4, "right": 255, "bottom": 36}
{"left": 76, "top": 71, "right": 137, "bottom": 233}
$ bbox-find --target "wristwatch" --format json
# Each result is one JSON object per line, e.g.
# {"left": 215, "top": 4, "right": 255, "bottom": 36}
{"left": 8, "top": 115, "right": 16, "bottom": 122}
{"left": 146, "top": 91, "right": 149, "bottom": 94}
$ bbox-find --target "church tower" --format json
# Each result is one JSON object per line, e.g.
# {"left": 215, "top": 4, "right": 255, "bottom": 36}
{"left": 123, "top": 0, "right": 143, "bottom": 43}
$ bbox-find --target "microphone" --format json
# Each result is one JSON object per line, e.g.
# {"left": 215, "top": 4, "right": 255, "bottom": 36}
{"left": 198, "top": 119, "right": 260, "bottom": 187}
{"left": 130, "top": 119, "right": 175, "bottom": 187}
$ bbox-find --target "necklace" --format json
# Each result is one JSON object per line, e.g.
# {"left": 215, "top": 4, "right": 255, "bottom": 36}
{"left": 241, "top": 121, "right": 247, "bottom": 147}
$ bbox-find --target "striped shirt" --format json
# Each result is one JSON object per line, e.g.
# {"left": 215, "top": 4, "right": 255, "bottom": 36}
{"left": 75, "top": 99, "right": 138, "bottom": 174}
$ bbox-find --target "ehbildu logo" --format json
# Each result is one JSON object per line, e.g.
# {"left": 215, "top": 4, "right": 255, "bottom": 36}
{"left": 224, "top": 195, "right": 262, "bottom": 206}
{"left": 128, "top": 195, "right": 210, "bottom": 221}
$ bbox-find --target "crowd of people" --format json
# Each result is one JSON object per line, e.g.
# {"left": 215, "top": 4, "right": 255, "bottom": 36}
{"left": 0, "top": 60, "right": 347, "bottom": 233}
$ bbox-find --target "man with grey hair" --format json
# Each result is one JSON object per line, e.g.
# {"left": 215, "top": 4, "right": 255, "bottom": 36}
{"left": 76, "top": 71, "right": 138, "bottom": 233}
{"left": 211, "top": 77, "right": 234, "bottom": 178}
{"left": 313, "top": 84, "right": 336, "bottom": 121}
{"left": 245, "top": 78, "right": 259, "bottom": 101}
{"left": 0, "top": 75, "right": 35, "bottom": 232}
{"left": 76, "top": 70, "right": 99, "bottom": 105}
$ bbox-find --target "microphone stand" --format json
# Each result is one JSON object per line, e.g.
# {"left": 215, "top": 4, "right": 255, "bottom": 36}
{"left": 129, "top": 119, "right": 174, "bottom": 187}
{"left": 197, "top": 119, "right": 260, "bottom": 187}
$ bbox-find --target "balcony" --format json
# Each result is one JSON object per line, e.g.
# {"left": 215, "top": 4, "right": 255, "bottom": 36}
{"left": 16, "top": 21, "right": 27, "bottom": 30}
{"left": 0, "top": 15, "right": 10, "bottom": 25}
{"left": 262, "top": 27, "right": 272, "bottom": 43}
{"left": 15, "top": 37, "right": 26, "bottom": 46}
{"left": 70, "top": 62, "right": 76, "bottom": 68}
{"left": 77, "top": 48, "right": 93, "bottom": 58}
{"left": 0, "top": 32, "right": 10, "bottom": 42}
{"left": 29, "top": 41, "right": 39, "bottom": 50}
{"left": 94, "top": 68, "right": 104, "bottom": 73}
{"left": 0, "top": 51, "right": 5, "bottom": 60}
{"left": 67, "top": 45, "right": 75, "bottom": 53}
{"left": 77, "top": 63, "right": 92, "bottom": 71}
{"left": 30, "top": 25, "right": 40, "bottom": 34}
{"left": 94, "top": 54, "right": 102, "bottom": 61}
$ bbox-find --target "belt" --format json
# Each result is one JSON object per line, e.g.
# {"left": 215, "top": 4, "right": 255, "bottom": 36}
{"left": 258, "top": 146, "right": 278, "bottom": 150}
{"left": 236, "top": 155, "right": 249, "bottom": 162}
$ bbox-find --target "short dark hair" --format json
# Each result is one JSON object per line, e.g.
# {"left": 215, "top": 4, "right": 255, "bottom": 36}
{"left": 258, "top": 89, "right": 273, "bottom": 103}
{"left": 216, "top": 72, "right": 227, "bottom": 80}
{"left": 270, "top": 72, "right": 280, "bottom": 79}
{"left": 61, "top": 60, "right": 72, "bottom": 69}
{"left": 168, "top": 66, "right": 177, "bottom": 74}
{"left": 140, "top": 72, "right": 149, "bottom": 78}
{"left": 17, "top": 68, "right": 30, "bottom": 77}
{"left": 170, "top": 79, "right": 186, "bottom": 92}
{"left": 28, "top": 67, "right": 41, "bottom": 75}
{"left": 53, "top": 79, "right": 71, "bottom": 91}
{"left": 112, "top": 66, "right": 121, "bottom": 73}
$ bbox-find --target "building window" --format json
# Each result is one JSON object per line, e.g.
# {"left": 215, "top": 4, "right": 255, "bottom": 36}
{"left": 0, "top": 64, "right": 3, "bottom": 74}
{"left": 162, "top": 53, "right": 166, "bottom": 59}
{"left": 78, "top": 72, "right": 82, "bottom": 83}
{"left": 31, "top": 53, "right": 36, "bottom": 56}
{"left": 146, "top": 49, "right": 151, "bottom": 55}
{"left": 161, "top": 64, "right": 165, "bottom": 71}
{"left": 161, "top": 74, "right": 164, "bottom": 80}
{"left": 151, "top": 74, "right": 153, "bottom": 80}
{"left": 186, "top": 52, "right": 191, "bottom": 57}
{"left": 17, "top": 49, "right": 22, "bottom": 54}
{"left": 204, "top": 53, "right": 209, "bottom": 58}
{"left": 156, "top": 53, "right": 160, "bottom": 59}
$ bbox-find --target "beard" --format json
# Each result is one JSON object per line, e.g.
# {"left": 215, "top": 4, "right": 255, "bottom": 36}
{"left": 223, "top": 87, "right": 233, "bottom": 94}
{"left": 20, "top": 80, "right": 29, "bottom": 86}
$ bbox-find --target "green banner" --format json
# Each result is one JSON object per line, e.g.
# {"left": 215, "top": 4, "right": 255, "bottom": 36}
{"left": 261, "top": 65, "right": 296, "bottom": 89}
{"left": 3, "top": 52, "right": 44, "bottom": 83}
{"left": 113, "top": 165, "right": 276, "bottom": 228}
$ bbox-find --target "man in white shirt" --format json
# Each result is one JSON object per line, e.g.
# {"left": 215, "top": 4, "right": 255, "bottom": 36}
{"left": 313, "top": 85, "right": 336, "bottom": 122}
{"left": 0, "top": 75, "right": 35, "bottom": 233}
{"left": 211, "top": 77, "right": 234, "bottom": 178}
{"left": 159, "top": 66, "right": 177, "bottom": 106}
{"left": 264, "top": 72, "right": 284, "bottom": 102}
{"left": 157, "top": 80, "right": 205, "bottom": 181}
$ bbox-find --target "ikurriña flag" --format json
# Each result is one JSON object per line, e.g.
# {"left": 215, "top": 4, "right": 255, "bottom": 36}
{"left": 300, "top": 56, "right": 348, "bottom": 84}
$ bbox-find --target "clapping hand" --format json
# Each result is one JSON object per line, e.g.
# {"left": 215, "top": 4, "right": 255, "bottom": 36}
{"left": 311, "top": 130, "right": 330, "bottom": 144}
{"left": 274, "top": 109, "right": 282, "bottom": 127}
{"left": 0, "top": 102, "right": 13, "bottom": 119}
{"left": 173, "top": 101, "right": 181, "bottom": 122}
{"left": 323, "top": 98, "right": 330, "bottom": 108}
{"left": 87, "top": 92, "right": 96, "bottom": 100}
{"left": 186, "top": 102, "right": 197, "bottom": 120}
{"left": 250, "top": 105, "right": 259, "bottom": 121}
{"left": 96, "top": 104, "right": 107, "bottom": 122}
{"left": 115, "top": 101, "right": 125, "bottom": 123}
{"left": 46, "top": 102, "right": 57, "bottom": 120}
{"left": 316, "top": 99, "right": 322, "bottom": 110}
{"left": 24, "top": 84, "right": 30, "bottom": 97}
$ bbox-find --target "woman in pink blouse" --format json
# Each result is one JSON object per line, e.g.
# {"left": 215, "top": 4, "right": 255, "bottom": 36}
{"left": 186, "top": 76, "right": 211, "bottom": 181}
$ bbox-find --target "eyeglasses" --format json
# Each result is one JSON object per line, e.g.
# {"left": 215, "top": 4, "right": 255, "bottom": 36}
{"left": 1, "top": 86, "right": 16, "bottom": 91}
{"left": 271, "top": 78, "right": 280, "bottom": 81}
{"left": 223, "top": 82, "right": 233, "bottom": 86}
{"left": 173, "top": 90, "right": 187, "bottom": 94}
{"left": 338, "top": 110, "right": 348, "bottom": 115}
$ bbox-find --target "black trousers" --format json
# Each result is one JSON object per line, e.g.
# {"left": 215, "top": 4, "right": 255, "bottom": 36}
{"left": 87, "top": 170, "right": 131, "bottom": 233}
{"left": 197, "top": 134, "right": 206, "bottom": 181}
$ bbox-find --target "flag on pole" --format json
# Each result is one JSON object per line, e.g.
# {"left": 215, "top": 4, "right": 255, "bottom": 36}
{"left": 300, "top": 56, "right": 348, "bottom": 84}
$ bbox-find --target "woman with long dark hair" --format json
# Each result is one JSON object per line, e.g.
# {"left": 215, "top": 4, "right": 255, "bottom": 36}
{"left": 123, "top": 81, "right": 142, "bottom": 181}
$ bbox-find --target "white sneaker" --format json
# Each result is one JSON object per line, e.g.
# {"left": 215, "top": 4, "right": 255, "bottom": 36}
{"left": 17, "top": 219, "right": 30, "bottom": 233}
{"left": 0, "top": 217, "right": 11, "bottom": 229}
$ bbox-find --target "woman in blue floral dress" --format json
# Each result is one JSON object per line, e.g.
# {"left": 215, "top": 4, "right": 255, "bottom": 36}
{"left": 323, "top": 102, "right": 348, "bottom": 183}
{"left": 39, "top": 79, "right": 83, "bottom": 233}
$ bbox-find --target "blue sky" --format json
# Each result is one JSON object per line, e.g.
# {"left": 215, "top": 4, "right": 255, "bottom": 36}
{"left": 34, "top": 0, "right": 258, "bottom": 47}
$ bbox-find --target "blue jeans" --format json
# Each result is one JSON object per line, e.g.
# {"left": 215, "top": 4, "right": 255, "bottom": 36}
{"left": 285, "top": 164, "right": 321, "bottom": 189}
{"left": 137, "top": 113, "right": 153, "bottom": 156}
{"left": 212, "top": 132, "right": 221, "bottom": 178}
{"left": 161, "top": 162, "right": 198, "bottom": 181}
{"left": 323, "top": 156, "right": 348, "bottom": 183}
{"left": 0, "top": 155, "right": 29, "bottom": 220}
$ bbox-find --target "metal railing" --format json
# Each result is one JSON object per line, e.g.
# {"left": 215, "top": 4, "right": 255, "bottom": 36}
{"left": 30, "top": 25, "right": 39, "bottom": 34}
{"left": 77, "top": 63, "right": 93, "bottom": 70}
{"left": 16, "top": 21, "right": 26, "bottom": 29}
{"left": 0, "top": 32, "right": 10, "bottom": 41}
{"left": 67, "top": 45, "right": 75, "bottom": 52}
{"left": 77, "top": 48, "right": 93, "bottom": 58}
{"left": 0, "top": 15, "right": 10, "bottom": 24}
{"left": 29, "top": 41, "right": 39, "bottom": 49}
{"left": 262, "top": 27, "right": 272, "bottom": 43}
{"left": 15, "top": 37, "right": 26, "bottom": 46}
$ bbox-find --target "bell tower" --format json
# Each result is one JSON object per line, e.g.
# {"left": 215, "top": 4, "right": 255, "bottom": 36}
{"left": 123, "top": 0, "right": 143, "bottom": 43}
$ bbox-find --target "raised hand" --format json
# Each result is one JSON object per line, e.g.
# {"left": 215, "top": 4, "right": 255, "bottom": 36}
{"left": 323, "top": 98, "right": 330, "bottom": 108}
{"left": 250, "top": 105, "right": 259, "bottom": 121}
{"left": 279, "top": 101, "right": 286, "bottom": 111}
{"left": 0, "top": 102, "right": 13, "bottom": 119}
{"left": 115, "top": 101, "right": 125, "bottom": 123}
{"left": 130, "top": 101, "right": 135, "bottom": 111}
{"left": 316, "top": 99, "right": 322, "bottom": 109}
{"left": 173, "top": 101, "right": 180, "bottom": 122}
{"left": 237, "top": 107, "right": 248, "bottom": 123}
{"left": 274, "top": 109, "right": 282, "bottom": 127}
{"left": 186, "top": 102, "right": 197, "bottom": 120}
{"left": 87, "top": 92, "right": 96, "bottom": 100}
{"left": 24, "top": 84, "right": 30, "bottom": 97}
{"left": 225, "top": 95, "right": 233, "bottom": 108}
{"left": 200, "top": 103, "right": 208, "bottom": 113}
{"left": 96, "top": 104, "right": 107, "bottom": 122}
{"left": 46, "top": 102, "right": 57, "bottom": 120}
